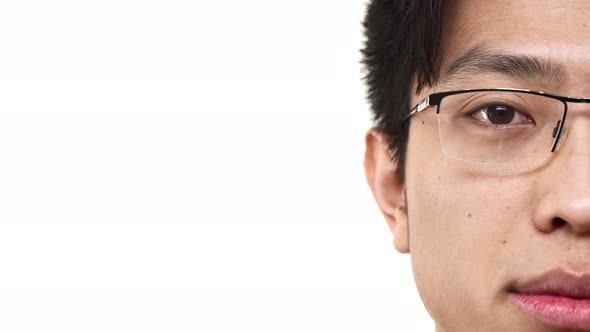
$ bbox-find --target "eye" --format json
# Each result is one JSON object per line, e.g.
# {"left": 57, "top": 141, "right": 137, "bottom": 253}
{"left": 472, "top": 104, "right": 533, "bottom": 125}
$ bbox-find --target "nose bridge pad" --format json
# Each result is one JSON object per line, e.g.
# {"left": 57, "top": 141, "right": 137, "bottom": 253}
{"left": 553, "top": 120, "right": 568, "bottom": 153}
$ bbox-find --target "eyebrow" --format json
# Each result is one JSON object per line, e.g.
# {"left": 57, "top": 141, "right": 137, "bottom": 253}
{"left": 442, "top": 46, "right": 568, "bottom": 87}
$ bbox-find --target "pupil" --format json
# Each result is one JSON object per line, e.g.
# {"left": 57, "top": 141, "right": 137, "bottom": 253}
{"left": 486, "top": 105, "right": 515, "bottom": 124}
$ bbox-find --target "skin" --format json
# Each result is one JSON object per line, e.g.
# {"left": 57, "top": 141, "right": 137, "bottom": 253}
{"left": 365, "top": 1, "right": 590, "bottom": 331}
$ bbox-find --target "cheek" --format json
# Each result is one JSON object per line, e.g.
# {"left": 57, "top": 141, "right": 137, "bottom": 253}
{"left": 404, "top": 158, "right": 536, "bottom": 327}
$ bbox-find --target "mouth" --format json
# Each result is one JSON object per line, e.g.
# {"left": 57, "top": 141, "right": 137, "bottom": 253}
{"left": 509, "top": 269, "right": 590, "bottom": 330}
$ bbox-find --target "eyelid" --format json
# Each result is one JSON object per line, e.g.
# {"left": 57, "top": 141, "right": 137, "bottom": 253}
{"left": 471, "top": 104, "right": 532, "bottom": 125}
{"left": 464, "top": 96, "right": 530, "bottom": 115}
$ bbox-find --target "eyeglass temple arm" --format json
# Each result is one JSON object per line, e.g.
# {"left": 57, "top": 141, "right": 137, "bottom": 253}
{"left": 402, "top": 96, "right": 431, "bottom": 122}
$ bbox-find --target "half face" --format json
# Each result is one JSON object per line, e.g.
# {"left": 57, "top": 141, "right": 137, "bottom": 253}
{"left": 366, "top": 1, "right": 590, "bottom": 331}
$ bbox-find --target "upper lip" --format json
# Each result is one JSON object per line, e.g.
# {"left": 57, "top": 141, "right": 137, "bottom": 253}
{"left": 512, "top": 269, "right": 590, "bottom": 299}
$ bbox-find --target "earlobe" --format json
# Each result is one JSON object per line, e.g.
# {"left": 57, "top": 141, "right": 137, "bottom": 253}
{"left": 364, "top": 129, "right": 410, "bottom": 253}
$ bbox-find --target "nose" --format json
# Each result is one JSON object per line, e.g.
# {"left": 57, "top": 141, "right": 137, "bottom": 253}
{"left": 533, "top": 130, "right": 590, "bottom": 234}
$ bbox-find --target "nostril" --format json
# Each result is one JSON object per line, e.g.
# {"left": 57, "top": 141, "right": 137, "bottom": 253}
{"left": 552, "top": 218, "right": 566, "bottom": 228}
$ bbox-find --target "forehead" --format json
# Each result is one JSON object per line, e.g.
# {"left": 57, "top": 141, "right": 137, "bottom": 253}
{"left": 440, "top": 0, "right": 590, "bottom": 91}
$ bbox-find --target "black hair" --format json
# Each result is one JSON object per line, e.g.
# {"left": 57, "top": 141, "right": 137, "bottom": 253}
{"left": 362, "top": 0, "right": 445, "bottom": 183}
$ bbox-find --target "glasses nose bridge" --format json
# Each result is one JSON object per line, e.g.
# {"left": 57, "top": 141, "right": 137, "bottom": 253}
{"left": 560, "top": 97, "right": 590, "bottom": 123}
{"left": 564, "top": 97, "right": 590, "bottom": 107}
{"left": 551, "top": 97, "right": 590, "bottom": 153}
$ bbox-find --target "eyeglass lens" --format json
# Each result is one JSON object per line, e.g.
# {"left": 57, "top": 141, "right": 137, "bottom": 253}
{"left": 436, "top": 91, "right": 565, "bottom": 164}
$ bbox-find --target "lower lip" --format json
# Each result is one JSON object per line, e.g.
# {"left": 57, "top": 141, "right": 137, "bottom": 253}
{"left": 511, "top": 293, "right": 590, "bottom": 329}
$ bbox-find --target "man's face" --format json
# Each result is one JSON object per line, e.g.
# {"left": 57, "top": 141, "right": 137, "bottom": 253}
{"left": 366, "top": 1, "right": 590, "bottom": 331}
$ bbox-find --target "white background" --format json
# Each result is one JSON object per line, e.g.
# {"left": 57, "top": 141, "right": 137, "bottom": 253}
{"left": 0, "top": 1, "right": 433, "bottom": 331}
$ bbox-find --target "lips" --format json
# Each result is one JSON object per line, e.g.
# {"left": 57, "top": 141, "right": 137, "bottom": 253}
{"left": 510, "top": 269, "right": 590, "bottom": 329}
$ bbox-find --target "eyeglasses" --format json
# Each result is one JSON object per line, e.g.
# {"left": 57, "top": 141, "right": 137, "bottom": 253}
{"left": 404, "top": 88, "right": 590, "bottom": 165}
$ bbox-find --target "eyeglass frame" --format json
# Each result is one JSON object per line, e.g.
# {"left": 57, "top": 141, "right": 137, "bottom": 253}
{"left": 404, "top": 88, "right": 590, "bottom": 155}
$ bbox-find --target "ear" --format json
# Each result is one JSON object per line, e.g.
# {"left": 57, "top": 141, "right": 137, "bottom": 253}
{"left": 364, "top": 129, "right": 410, "bottom": 253}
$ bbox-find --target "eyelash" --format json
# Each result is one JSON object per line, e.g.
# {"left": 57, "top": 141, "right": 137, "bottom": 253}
{"left": 468, "top": 104, "right": 535, "bottom": 126}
